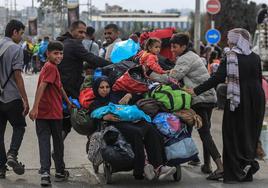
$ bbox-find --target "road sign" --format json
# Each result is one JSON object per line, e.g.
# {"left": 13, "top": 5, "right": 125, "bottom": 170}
{"left": 205, "top": 29, "right": 221, "bottom": 44}
{"left": 206, "top": 0, "right": 221, "bottom": 15}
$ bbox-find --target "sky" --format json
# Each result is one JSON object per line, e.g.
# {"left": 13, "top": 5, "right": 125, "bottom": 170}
{"left": 1, "top": 0, "right": 267, "bottom": 12}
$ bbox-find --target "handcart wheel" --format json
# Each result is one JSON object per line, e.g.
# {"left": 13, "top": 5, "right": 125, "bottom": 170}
{"left": 93, "top": 165, "right": 99, "bottom": 174}
{"left": 104, "top": 163, "right": 112, "bottom": 184}
{"left": 173, "top": 165, "right": 182, "bottom": 182}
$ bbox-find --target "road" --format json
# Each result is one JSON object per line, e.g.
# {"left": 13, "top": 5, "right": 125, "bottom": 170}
{"left": 0, "top": 73, "right": 267, "bottom": 188}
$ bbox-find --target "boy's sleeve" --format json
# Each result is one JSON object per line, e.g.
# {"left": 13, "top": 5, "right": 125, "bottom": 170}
{"left": 41, "top": 65, "right": 57, "bottom": 84}
{"left": 147, "top": 55, "right": 165, "bottom": 74}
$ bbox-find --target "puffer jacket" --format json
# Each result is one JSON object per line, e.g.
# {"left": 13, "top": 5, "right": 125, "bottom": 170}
{"left": 149, "top": 51, "right": 216, "bottom": 105}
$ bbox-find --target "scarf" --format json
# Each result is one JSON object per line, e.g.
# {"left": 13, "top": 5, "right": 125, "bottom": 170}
{"left": 226, "top": 28, "right": 252, "bottom": 111}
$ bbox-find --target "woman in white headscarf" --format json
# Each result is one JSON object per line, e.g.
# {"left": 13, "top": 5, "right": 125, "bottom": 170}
{"left": 186, "top": 28, "right": 265, "bottom": 183}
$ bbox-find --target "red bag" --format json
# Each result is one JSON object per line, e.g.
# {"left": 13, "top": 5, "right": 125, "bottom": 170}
{"left": 112, "top": 66, "right": 149, "bottom": 94}
{"left": 79, "top": 88, "right": 95, "bottom": 109}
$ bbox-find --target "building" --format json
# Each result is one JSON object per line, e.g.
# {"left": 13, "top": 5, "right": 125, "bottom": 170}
{"left": 89, "top": 12, "right": 191, "bottom": 32}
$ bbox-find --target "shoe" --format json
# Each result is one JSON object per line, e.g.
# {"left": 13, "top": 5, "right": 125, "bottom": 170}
{"left": 54, "top": 170, "right": 69, "bottom": 182}
{"left": 0, "top": 166, "right": 7, "bottom": 179}
{"left": 201, "top": 164, "right": 212, "bottom": 174}
{"left": 41, "top": 172, "right": 51, "bottom": 187}
{"left": 6, "top": 154, "right": 25, "bottom": 175}
{"left": 158, "top": 166, "right": 176, "bottom": 180}
{"left": 206, "top": 170, "right": 224, "bottom": 181}
{"left": 144, "top": 164, "right": 156, "bottom": 180}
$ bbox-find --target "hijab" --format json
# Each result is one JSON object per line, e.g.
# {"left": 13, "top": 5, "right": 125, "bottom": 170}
{"left": 226, "top": 28, "right": 252, "bottom": 111}
{"left": 88, "top": 76, "right": 112, "bottom": 113}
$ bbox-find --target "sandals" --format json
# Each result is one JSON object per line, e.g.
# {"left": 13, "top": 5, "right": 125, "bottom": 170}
{"left": 206, "top": 170, "right": 224, "bottom": 181}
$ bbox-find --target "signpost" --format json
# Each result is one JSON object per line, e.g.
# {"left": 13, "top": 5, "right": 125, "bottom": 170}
{"left": 206, "top": 0, "right": 221, "bottom": 15}
{"left": 205, "top": 28, "right": 221, "bottom": 44}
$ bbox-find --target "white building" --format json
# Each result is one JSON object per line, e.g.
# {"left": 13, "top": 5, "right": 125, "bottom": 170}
{"left": 89, "top": 12, "right": 191, "bottom": 31}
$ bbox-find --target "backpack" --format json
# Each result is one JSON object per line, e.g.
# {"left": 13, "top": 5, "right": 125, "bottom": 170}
{"left": 148, "top": 84, "right": 191, "bottom": 111}
{"left": 136, "top": 98, "right": 168, "bottom": 118}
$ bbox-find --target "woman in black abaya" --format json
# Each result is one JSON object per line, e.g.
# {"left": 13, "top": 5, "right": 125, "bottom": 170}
{"left": 186, "top": 28, "right": 265, "bottom": 183}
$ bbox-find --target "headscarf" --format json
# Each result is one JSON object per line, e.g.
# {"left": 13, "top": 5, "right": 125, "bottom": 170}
{"left": 88, "top": 76, "right": 111, "bottom": 114}
{"left": 226, "top": 28, "right": 252, "bottom": 111}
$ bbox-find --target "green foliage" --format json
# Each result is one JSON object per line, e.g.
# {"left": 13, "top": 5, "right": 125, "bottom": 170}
{"left": 214, "top": 0, "right": 257, "bottom": 46}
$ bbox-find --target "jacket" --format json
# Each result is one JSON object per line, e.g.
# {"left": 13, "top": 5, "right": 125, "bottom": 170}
{"left": 57, "top": 32, "right": 110, "bottom": 98}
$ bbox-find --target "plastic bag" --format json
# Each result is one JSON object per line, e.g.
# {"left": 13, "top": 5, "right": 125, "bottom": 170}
{"left": 153, "top": 112, "right": 182, "bottom": 137}
{"left": 90, "top": 103, "right": 151, "bottom": 122}
{"left": 110, "top": 39, "right": 140, "bottom": 63}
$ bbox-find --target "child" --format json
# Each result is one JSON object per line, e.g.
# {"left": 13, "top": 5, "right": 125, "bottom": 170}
{"left": 29, "top": 41, "right": 72, "bottom": 187}
{"left": 139, "top": 38, "right": 169, "bottom": 76}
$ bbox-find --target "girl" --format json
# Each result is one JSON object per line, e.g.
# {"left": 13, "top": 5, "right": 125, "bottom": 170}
{"left": 139, "top": 38, "right": 169, "bottom": 76}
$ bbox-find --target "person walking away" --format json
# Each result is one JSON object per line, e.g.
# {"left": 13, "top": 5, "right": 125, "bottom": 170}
{"left": 186, "top": 28, "right": 265, "bottom": 183}
{"left": 0, "top": 20, "right": 29, "bottom": 179}
{"left": 82, "top": 26, "right": 99, "bottom": 56}
{"left": 29, "top": 41, "right": 73, "bottom": 186}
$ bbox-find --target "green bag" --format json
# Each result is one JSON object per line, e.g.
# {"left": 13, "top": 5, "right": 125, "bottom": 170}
{"left": 148, "top": 85, "right": 191, "bottom": 111}
{"left": 70, "top": 108, "right": 96, "bottom": 136}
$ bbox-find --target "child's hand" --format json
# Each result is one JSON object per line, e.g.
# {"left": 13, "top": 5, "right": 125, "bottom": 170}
{"left": 29, "top": 108, "right": 38, "bottom": 121}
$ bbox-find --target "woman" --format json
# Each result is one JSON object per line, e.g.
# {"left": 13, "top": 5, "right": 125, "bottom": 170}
{"left": 88, "top": 76, "right": 176, "bottom": 180}
{"left": 187, "top": 28, "right": 265, "bottom": 183}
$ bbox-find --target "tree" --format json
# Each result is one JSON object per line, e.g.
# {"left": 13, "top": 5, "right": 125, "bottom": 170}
{"left": 214, "top": 0, "right": 257, "bottom": 46}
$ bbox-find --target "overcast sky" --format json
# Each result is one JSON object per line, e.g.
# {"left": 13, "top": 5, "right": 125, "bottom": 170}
{"left": 1, "top": 0, "right": 267, "bottom": 12}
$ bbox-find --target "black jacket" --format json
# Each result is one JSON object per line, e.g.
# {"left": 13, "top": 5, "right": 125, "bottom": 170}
{"left": 57, "top": 32, "right": 110, "bottom": 98}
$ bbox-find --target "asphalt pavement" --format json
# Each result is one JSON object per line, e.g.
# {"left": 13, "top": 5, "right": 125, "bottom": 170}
{"left": 0, "top": 73, "right": 267, "bottom": 188}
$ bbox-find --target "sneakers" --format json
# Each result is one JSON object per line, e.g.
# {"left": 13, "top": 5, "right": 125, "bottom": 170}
{"left": 6, "top": 154, "right": 25, "bottom": 175}
{"left": 41, "top": 172, "right": 51, "bottom": 187}
{"left": 0, "top": 166, "right": 7, "bottom": 179}
{"left": 144, "top": 164, "right": 156, "bottom": 180}
{"left": 54, "top": 170, "right": 69, "bottom": 182}
{"left": 158, "top": 166, "right": 176, "bottom": 180}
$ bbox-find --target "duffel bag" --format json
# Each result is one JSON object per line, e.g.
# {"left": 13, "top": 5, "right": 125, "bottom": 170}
{"left": 165, "top": 127, "right": 198, "bottom": 161}
{"left": 70, "top": 108, "right": 96, "bottom": 136}
{"left": 79, "top": 88, "right": 95, "bottom": 109}
{"left": 148, "top": 84, "right": 191, "bottom": 111}
{"left": 112, "top": 65, "right": 149, "bottom": 94}
{"left": 136, "top": 98, "right": 168, "bottom": 118}
{"left": 101, "top": 60, "right": 137, "bottom": 85}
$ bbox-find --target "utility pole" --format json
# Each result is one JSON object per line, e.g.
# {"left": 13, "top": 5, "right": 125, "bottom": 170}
{"left": 32, "top": 0, "right": 34, "bottom": 7}
{"left": 194, "top": 0, "right": 201, "bottom": 55}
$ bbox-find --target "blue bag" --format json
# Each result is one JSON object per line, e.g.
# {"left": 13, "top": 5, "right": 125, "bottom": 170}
{"left": 153, "top": 113, "right": 182, "bottom": 138}
{"left": 110, "top": 39, "right": 140, "bottom": 63}
{"left": 63, "top": 97, "right": 81, "bottom": 113}
{"left": 90, "top": 103, "right": 151, "bottom": 122}
{"left": 165, "top": 127, "right": 198, "bottom": 161}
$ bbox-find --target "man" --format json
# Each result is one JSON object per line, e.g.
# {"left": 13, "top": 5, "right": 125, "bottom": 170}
{"left": 103, "top": 24, "right": 121, "bottom": 61}
{"left": 257, "top": 4, "right": 268, "bottom": 24}
{"left": 0, "top": 20, "right": 29, "bottom": 179}
{"left": 57, "top": 20, "right": 110, "bottom": 140}
{"left": 82, "top": 26, "right": 99, "bottom": 56}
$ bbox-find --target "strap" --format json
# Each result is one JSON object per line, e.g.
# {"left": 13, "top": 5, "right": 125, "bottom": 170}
{"left": 181, "top": 93, "right": 186, "bottom": 109}
{"left": 89, "top": 41, "right": 93, "bottom": 52}
{"left": 156, "top": 90, "right": 175, "bottom": 111}
{"left": 0, "top": 41, "right": 15, "bottom": 89}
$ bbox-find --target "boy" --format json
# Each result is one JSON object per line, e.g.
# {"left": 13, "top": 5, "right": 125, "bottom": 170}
{"left": 29, "top": 41, "right": 72, "bottom": 186}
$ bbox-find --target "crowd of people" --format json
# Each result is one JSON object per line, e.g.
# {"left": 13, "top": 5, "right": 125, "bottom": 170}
{"left": 0, "top": 15, "right": 266, "bottom": 187}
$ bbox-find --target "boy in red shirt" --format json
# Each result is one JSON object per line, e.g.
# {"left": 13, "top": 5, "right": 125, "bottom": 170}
{"left": 29, "top": 41, "right": 72, "bottom": 186}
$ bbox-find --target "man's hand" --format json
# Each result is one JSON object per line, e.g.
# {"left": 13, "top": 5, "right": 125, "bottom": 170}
{"left": 22, "top": 99, "right": 29, "bottom": 116}
{"left": 118, "top": 93, "right": 132, "bottom": 105}
{"left": 29, "top": 107, "right": 38, "bottom": 121}
{"left": 183, "top": 87, "right": 196, "bottom": 96}
{"left": 103, "top": 114, "right": 120, "bottom": 122}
